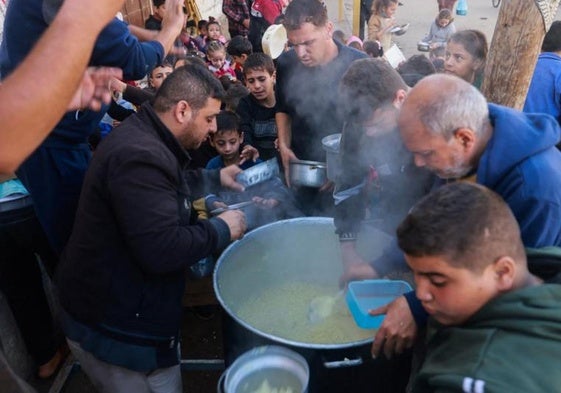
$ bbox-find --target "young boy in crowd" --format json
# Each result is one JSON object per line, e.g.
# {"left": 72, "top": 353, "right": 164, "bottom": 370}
{"left": 226, "top": 35, "right": 253, "bottom": 82}
{"left": 396, "top": 182, "right": 561, "bottom": 392}
{"left": 205, "top": 110, "right": 302, "bottom": 229}
{"left": 236, "top": 52, "right": 278, "bottom": 160}
{"left": 144, "top": 0, "right": 166, "bottom": 30}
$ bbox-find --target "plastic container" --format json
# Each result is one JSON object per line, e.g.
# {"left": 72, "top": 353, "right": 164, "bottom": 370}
{"left": 456, "top": 0, "right": 468, "bottom": 15}
{"left": 235, "top": 158, "right": 279, "bottom": 188}
{"left": 346, "top": 280, "right": 413, "bottom": 329}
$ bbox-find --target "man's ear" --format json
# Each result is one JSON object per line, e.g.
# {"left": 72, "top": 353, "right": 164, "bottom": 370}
{"left": 453, "top": 128, "right": 476, "bottom": 152}
{"left": 240, "top": 132, "right": 244, "bottom": 143}
{"left": 325, "top": 21, "right": 334, "bottom": 37}
{"left": 393, "top": 89, "right": 408, "bottom": 109}
{"left": 241, "top": 54, "right": 248, "bottom": 63}
{"left": 493, "top": 256, "right": 516, "bottom": 291}
{"left": 175, "top": 100, "right": 192, "bottom": 124}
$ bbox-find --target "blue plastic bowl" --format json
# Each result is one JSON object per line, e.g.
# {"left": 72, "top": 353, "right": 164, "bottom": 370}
{"left": 346, "top": 279, "right": 413, "bottom": 329}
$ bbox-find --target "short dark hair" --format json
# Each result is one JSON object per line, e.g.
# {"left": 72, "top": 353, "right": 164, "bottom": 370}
{"left": 363, "top": 40, "right": 383, "bottom": 57}
{"left": 397, "top": 183, "right": 526, "bottom": 272}
{"left": 153, "top": 64, "right": 225, "bottom": 112}
{"left": 223, "top": 84, "right": 250, "bottom": 111}
{"left": 197, "top": 19, "right": 208, "bottom": 30}
{"left": 153, "top": 0, "right": 165, "bottom": 7}
{"left": 227, "top": 36, "right": 253, "bottom": 57}
{"left": 243, "top": 53, "right": 276, "bottom": 75}
{"left": 283, "top": 0, "right": 328, "bottom": 31}
{"left": 149, "top": 61, "right": 173, "bottom": 78}
{"left": 214, "top": 110, "right": 242, "bottom": 136}
{"left": 397, "top": 54, "right": 436, "bottom": 87}
{"left": 339, "top": 58, "right": 407, "bottom": 122}
{"left": 542, "top": 21, "right": 561, "bottom": 52}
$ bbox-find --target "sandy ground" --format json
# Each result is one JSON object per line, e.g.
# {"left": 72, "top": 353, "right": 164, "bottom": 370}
{"left": 388, "top": 0, "right": 501, "bottom": 58}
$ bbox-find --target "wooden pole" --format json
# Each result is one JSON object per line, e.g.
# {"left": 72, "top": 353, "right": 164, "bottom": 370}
{"left": 481, "top": 0, "right": 560, "bottom": 109}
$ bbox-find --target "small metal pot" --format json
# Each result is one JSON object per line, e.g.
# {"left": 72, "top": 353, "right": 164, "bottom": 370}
{"left": 417, "top": 41, "right": 430, "bottom": 52}
{"left": 289, "top": 160, "right": 327, "bottom": 188}
{"left": 321, "top": 134, "right": 342, "bottom": 182}
{"left": 218, "top": 345, "right": 309, "bottom": 393}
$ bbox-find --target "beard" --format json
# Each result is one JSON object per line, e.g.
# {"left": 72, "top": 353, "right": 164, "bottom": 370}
{"left": 177, "top": 114, "right": 205, "bottom": 150}
{"left": 434, "top": 150, "right": 473, "bottom": 179}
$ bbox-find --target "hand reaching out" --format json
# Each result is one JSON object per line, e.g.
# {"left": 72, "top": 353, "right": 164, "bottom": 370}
{"left": 68, "top": 67, "right": 123, "bottom": 111}
{"left": 370, "top": 295, "right": 417, "bottom": 359}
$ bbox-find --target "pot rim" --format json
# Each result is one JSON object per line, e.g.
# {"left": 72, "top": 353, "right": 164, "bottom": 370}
{"left": 213, "top": 217, "right": 374, "bottom": 350}
{"left": 289, "top": 159, "right": 327, "bottom": 168}
{"left": 321, "top": 133, "right": 342, "bottom": 154}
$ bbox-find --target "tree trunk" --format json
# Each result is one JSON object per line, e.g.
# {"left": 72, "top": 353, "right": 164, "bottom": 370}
{"left": 481, "top": 0, "right": 559, "bottom": 109}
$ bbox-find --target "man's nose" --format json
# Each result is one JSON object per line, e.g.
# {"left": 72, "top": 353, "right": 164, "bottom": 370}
{"left": 413, "top": 154, "right": 426, "bottom": 167}
{"left": 415, "top": 280, "right": 432, "bottom": 302}
{"left": 294, "top": 45, "right": 307, "bottom": 58}
{"left": 209, "top": 120, "right": 217, "bottom": 134}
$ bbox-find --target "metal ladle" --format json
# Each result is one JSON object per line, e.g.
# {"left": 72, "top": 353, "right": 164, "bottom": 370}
{"left": 308, "top": 289, "right": 344, "bottom": 324}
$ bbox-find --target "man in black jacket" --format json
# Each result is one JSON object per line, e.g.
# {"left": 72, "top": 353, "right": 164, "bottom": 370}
{"left": 57, "top": 64, "right": 246, "bottom": 393}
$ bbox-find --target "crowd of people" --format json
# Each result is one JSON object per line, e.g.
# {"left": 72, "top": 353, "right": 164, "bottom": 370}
{"left": 1, "top": 0, "right": 561, "bottom": 392}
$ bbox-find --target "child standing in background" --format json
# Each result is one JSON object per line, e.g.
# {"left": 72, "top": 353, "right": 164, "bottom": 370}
{"left": 368, "top": 0, "right": 398, "bottom": 52}
{"left": 236, "top": 53, "right": 278, "bottom": 160}
{"left": 207, "top": 18, "right": 227, "bottom": 45}
{"left": 207, "top": 41, "right": 237, "bottom": 80}
{"left": 423, "top": 8, "right": 456, "bottom": 50}
{"left": 205, "top": 111, "right": 303, "bottom": 230}
{"left": 226, "top": 35, "right": 254, "bottom": 82}
{"left": 193, "top": 19, "right": 209, "bottom": 51}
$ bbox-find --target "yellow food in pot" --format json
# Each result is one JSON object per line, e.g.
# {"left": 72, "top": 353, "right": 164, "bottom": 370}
{"left": 236, "top": 282, "right": 376, "bottom": 344}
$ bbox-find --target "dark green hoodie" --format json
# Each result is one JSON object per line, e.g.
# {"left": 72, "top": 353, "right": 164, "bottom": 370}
{"left": 414, "top": 284, "right": 561, "bottom": 393}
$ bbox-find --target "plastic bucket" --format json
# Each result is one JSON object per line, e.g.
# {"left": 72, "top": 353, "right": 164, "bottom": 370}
{"left": 262, "top": 24, "right": 287, "bottom": 60}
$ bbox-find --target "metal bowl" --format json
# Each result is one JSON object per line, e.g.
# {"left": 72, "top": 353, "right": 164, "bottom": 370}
{"left": 390, "top": 23, "right": 409, "bottom": 36}
{"left": 289, "top": 160, "right": 327, "bottom": 188}
{"left": 417, "top": 41, "right": 430, "bottom": 52}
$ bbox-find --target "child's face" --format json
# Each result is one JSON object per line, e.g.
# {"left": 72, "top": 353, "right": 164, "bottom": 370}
{"left": 207, "top": 24, "right": 222, "bottom": 40}
{"left": 154, "top": 4, "right": 166, "bottom": 20}
{"left": 437, "top": 18, "right": 451, "bottom": 27}
{"left": 384, "top": 3, "right": 398, "bottom": 18}
{"left": 445, "top": 41, "right": 482, "bottom": 83}
{"left": 244, "top": 68, "right": 276, "bottom": 102}
{"left": 406, "top": 254, "right": 499, "bottom": 326}
{"left": 232, "top": 54, "right": 247, "bottom": 67}
{"left": 211, "top": 129, "right": 242, "bottom": 162}
{"left": 207, "top": 49, "right": 226, "bottom": 69}
{"left": 149, "top": 65, "right": 173, "bottom": 89}
{"left": 199, "top": 25, "right": 208, "bottom": 36}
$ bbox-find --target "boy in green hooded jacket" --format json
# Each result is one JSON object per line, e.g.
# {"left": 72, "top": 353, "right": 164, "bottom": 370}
{"left": 396, "top": 182, "right": 561, "bottom": 393}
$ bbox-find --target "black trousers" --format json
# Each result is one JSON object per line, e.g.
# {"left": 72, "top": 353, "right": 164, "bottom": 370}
{"left": 0, "top": 197, "right": 58, "bottom": 365}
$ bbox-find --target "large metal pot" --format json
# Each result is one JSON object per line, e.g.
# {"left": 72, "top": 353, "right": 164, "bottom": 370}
{"left": 214, "top": 218, "right": 411, "bottom": 393}
{"left": 289, "top": 160, "right": 327, "bottom": 188}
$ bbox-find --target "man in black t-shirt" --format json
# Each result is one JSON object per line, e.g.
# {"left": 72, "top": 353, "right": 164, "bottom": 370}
{"left": 275, "top": 0, "right": 367, "bottom": 215}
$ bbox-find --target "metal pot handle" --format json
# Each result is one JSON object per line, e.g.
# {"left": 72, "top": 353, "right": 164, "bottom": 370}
{"left": 322, "top": 356, "right": 363, "bottom": 369}
{"left": 217, "top": 369, "right": 227, "bottom": 393}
